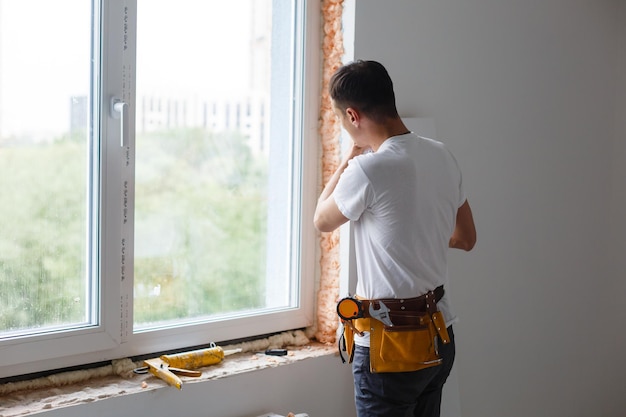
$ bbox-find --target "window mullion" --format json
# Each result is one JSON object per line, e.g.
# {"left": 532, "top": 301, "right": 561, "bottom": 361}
{"left": 100, "top": 0, "right": 137, "bottom": 345}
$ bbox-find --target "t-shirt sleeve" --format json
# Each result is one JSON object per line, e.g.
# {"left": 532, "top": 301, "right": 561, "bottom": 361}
{"left": 333, "top": 159, "right": 372, "bottom": 221}
{"left": 458, "top": 169, "right": 467, "bottom": 208}
{"left": 444, "top": 145, "right": 467, "bottom": 208}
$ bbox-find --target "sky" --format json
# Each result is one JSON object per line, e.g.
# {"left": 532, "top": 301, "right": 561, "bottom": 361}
{"left": 0, "top": 0, "right": 255, "bottom": 140}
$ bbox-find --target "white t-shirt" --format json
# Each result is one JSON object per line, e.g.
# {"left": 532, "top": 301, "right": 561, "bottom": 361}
{"left": 333, "top": 133, "right": 466, "bottom": 346}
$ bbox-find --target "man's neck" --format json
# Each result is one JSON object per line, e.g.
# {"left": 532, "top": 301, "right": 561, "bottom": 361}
{"left": 368, "top": 117, "right": 410, "bottom": 151}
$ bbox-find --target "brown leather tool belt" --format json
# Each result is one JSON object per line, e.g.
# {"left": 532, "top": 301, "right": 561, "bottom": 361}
{"left": 359, "top": 285, "right": 444, "bottom": 316}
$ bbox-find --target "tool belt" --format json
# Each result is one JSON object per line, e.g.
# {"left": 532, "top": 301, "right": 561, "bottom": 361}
{"left": 338, "top": 285, "right": 450, "bottom": 373}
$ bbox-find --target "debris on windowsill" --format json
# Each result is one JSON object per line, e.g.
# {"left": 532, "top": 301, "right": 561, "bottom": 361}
{"left": 0, "top": 330, "right": 336, "bottom": 417}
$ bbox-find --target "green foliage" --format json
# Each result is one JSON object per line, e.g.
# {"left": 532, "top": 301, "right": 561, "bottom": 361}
{"left": 132, "top": 128, "right": 268, "bottom": 326}
{"left": 0, "top": 128, "right": 269, "bottom": 333}
{"left": 0, "top": 137, "right": 87, "bottom": 333}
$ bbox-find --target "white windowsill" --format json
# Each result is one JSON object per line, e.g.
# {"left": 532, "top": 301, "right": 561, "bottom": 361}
{"left": 0, "top": 343, "right": 336, "bottom": 417}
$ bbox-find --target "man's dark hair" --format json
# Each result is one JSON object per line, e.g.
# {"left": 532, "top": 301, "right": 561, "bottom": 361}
{"left": 329, "top": 60, "right": 398, "bottom": 122}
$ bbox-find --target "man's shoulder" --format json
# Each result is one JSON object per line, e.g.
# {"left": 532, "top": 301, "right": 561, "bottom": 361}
{"left": 415, "top": 135, "right": 446, "bottom": 149}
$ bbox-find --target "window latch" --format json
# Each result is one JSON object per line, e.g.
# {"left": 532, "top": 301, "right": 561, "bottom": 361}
{"left": 110, "top": 97, "right": 128, "bottom": 147}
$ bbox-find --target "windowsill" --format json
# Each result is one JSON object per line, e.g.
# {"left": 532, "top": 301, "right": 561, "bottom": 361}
{"left": 0, "top": 342, "right": 336, "bottom": 417}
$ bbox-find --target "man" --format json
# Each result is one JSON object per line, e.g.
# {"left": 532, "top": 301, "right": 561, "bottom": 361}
{"left": 314, "top": 60, "right": 476, "bottom": 417}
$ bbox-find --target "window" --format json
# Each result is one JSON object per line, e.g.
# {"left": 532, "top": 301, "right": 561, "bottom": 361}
{"left": 0, "top": 0, "right": 319, "bottom": 378}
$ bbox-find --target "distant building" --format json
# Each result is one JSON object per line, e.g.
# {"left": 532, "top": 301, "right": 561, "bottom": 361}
{"left": 136, "top": 93, "right": 269, "bottom": 155}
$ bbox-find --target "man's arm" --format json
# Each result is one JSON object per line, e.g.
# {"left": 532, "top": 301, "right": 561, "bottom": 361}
{"left": 313, "top": 143, "right": 364, "bottom": 233}
{"left": 449, "top": 200, "right": 477, "bottom": 251}
{"left": 314, "top": 195, "right": 348, "bottom": 233}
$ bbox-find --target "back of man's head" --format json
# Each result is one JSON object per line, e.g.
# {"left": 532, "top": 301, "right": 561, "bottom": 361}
{"left": 329, "top": 60, "right": 398, "bottom": 122}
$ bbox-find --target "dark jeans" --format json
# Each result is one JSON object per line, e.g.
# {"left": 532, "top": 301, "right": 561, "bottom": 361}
{"left": 352, "top": 326, "right": 455, "bottom": 417}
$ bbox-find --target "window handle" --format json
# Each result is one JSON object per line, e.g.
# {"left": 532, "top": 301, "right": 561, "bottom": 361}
{"left": 111, "top": 97, "right": 128, "bottom": 147}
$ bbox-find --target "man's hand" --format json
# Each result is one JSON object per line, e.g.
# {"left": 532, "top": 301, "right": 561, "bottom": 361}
{"left": 342, "top": 142, "right": 368, "bottom": 163}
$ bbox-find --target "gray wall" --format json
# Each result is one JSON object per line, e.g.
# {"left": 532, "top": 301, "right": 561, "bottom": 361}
{"left": 352, "top": 0, "right": 626, "bottom": 416}
{"left": 612, "top": 2, "right": 626, "bottom": 332}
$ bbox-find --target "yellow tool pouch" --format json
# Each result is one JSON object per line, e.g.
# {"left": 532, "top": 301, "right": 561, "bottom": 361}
{"left": 342, "top": 313, "right": 444, "bottom": 373}
{"left": 369, "top": 312, "right": 442, "bottom": 373}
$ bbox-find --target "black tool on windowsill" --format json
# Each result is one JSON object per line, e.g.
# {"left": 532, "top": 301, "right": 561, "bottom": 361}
{"left": 258, "top": 348, "right": 288, "bottom": 356}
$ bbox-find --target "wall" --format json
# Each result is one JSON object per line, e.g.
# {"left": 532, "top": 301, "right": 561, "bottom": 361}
{"left": 351, "top": 1, "right": 626, "bottom": 416}
{"left": 612, "top": 1, "right": 626, "bottom": 310}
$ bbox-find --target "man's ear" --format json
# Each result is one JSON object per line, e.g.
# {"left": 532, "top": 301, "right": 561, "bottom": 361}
{"left": 345, "top": 107, "right": 360, "bottom": 126}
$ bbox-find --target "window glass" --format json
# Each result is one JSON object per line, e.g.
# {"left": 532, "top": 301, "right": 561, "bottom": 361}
{"left": 0, "top": 0, "right": 93, "bottom": 337}
{"left": 134, "top": 0, "right": 297, "bottom": 330}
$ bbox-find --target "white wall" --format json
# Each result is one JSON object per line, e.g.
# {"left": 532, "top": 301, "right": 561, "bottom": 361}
{"left": 352, "top": 0, "right": 626, "bottom": 416}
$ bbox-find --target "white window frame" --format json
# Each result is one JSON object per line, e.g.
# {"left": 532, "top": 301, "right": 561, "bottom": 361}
{"left": 0, "top": 0, "right": 319, "bottom": 379}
